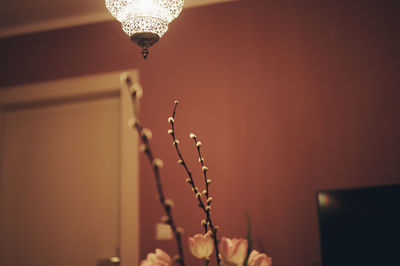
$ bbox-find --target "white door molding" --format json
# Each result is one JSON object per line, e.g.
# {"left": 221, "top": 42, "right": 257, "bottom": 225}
{"left": 0, "top": 69, "right": 140, "bottom": 266}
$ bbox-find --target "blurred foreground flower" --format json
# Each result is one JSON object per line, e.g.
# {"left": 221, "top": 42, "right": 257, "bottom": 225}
{"left": 219, "top": 237, "right": 248, "bottom": 266}
{"left": 140, "top": 249, "right": 172, "bottom": 266}
{"left": 188, "top": 231, "right": 214, "bottom": 259}
{"left": 247, "top": 250, "right": 272, "bottom": 266}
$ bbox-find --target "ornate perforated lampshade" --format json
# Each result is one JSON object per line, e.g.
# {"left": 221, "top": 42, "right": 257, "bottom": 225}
{"left": 106, "top": 0, "right": 184, "bottom": 59}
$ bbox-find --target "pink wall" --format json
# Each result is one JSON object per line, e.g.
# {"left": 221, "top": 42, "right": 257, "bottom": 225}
{"left": 1, "top": 0, "right": 399, "bottom": 265}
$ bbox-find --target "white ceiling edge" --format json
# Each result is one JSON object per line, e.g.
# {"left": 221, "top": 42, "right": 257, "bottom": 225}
{"left": 0, "top": 13, "right": 112, "bottom": 38}
{"left": 0, "top": 0, "right": 239, "bottom": 38}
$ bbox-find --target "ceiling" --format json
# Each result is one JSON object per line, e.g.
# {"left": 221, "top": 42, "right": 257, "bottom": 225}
{"left": 0, "top": 0, "right": 237, "bottom": 38}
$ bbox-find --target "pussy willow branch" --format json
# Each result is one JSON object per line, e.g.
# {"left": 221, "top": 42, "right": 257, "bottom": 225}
{"left": 124, "top": 77, "right": 185, "bottom": 266}
{"left": 168, "top": 101, "right": 221, "bottom": 266}
{"left": 193, "top": 136, "right": 211, "bottom": 202}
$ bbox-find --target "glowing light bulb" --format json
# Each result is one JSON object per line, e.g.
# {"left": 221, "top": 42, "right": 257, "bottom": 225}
{"left": 105, "top": 0, "right": 184, "bottom": 58}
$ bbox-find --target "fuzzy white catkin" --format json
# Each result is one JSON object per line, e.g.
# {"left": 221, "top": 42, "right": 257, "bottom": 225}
{"left": 141, "top": 128, "right": 152, "bottom": 139}
{"left": 164, "top": 199, "right": 175, "bottom": 208}
{"left": 153, "top": 158, "right": 163, "bottom": 168}
{"left": 128, "top": 117, "right": 136, "bottom": 128}
{"left": 139, "top": 144, "right": 147, "bottom": 153}
{"left": 129, "top": 83, "right": 143, "bottom": 98}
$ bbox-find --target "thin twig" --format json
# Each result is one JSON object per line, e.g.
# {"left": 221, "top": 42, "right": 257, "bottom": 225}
{"left": 123, "top": 77, "right": 185, "bottom": 266}
{"left": 168, "top": 101, "right": 221, "bottom": 266}
{"left": 193, "top": 136, "right": 210, "bottom": 202}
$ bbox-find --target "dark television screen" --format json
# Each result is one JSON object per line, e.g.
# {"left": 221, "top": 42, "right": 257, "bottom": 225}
{"left": 316, "top": 184, "right": 400, "bottom": 266}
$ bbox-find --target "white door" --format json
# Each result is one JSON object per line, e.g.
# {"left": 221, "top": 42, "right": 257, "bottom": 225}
{"left": 0, "top": 70, "right": 139, "bottom": 266}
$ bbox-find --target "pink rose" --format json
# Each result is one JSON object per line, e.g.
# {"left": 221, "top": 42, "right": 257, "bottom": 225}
{"left": 188, "top": 231, "right": 214, "bottom": 259}
{"left": 219, "top": 237, "right": 248, "bottom": 265}
{"left": 247, "top": 250, "right": 272, "bottom": 266}
{"left": 140, "top": 249, "right": 172, "bottom": 266}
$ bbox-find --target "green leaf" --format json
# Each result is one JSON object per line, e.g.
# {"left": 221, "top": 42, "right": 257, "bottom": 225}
{"left": 243, "top": 212, "right": 253, "bottom": 266}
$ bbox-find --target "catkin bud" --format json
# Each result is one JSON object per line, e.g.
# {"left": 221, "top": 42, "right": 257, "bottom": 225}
{"left": 176, "top": 227, "right": 184, "bottom": 234}
{"left": 167, "top": 129, "right": 173, "bottom": 135}
{"left": 139, "top": 144, "right": 147, "bottom": 153}
{"left": 196, "top": 141, "right": 202, "bottom": 147}
{"left": 185, "top": 178, "right": 191, "bottom": 183}
{"left": 174, "top": 100, "right": 179, "bottom": 105}
{"left": 201, "top": 219, "right": 207, "bottom": 226}
{"left": 173, "top": 255, "right": 181, "bottom": 263}
{"left": 173, "top": 140, "right": 180, "bottom": 145}
{"left": 202, "top": 190, "right": 207, "bottom": 195}
{"left": 141, "top": 128, "right": 152, "bottom": 140}
{"left": 160, "top": 216, "right": 170, "bottom": 223}
{"left": 202, "top": 166, "right": 208, "bottom": 172}
{"left": 178, "top": 159, "right": 183, "bottom": 165}
{"left": 129, "top": 83, "right": 143, "bottom": 98}
{"left": 128, "top": 117, "right": 136, "bottom": 128}
{"left": 168, "top": 117, "right": 174, "bottom": 124}
{"left": 207, "top": 179, "right": 212, "bottom": 184}
{"left": 205, "top": 206, "right": 211, "bottom": 211}
{"left": 196, "top": 192, "right": 202, "bottom": 198}
{"left": 189, "top": 133, "right": 196, "bottom": 139}
{"left": 153, "top": 158, "right": 163, "bottom": 168}
{"left": 199, "top": 157, "right": 204, "bottom": 163}
{"left": 164, "top": 199, "right": 175, "bottom": 208}
{"left": 207, "top": 197, "right": 213, "bottom": 204}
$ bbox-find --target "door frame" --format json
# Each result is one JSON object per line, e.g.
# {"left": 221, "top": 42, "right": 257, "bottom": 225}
{"left": 0, "top": 69, "right": 140, "bottom": 266}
